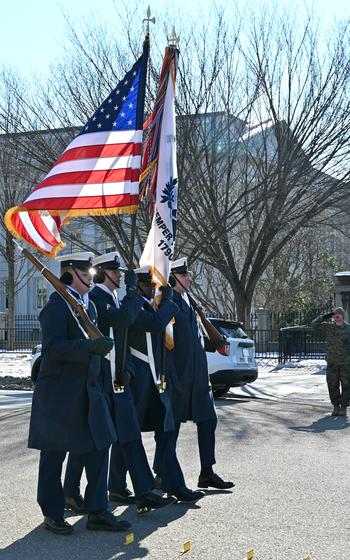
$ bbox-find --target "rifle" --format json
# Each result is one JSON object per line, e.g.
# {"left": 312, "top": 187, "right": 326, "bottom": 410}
{"left": 170, "top": 273, "right": 227, "bottom": 349}
{"left": 14, "top": 241, "right": 103, "bottom": 340}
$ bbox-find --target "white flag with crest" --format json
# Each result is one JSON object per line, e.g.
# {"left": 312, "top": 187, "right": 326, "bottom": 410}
{"left": 139, "top": 51, "right": 178, "bottom": 347}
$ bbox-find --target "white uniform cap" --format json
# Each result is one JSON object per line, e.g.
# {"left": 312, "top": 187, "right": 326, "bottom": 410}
{"left": 171, "top": 257, "right": 189, "bottom": 273}
{"left": 55, "top": 252, "right": 95, "bottom": 269}
{"left": 134, "top": 265, "right": 152, "bottom": 281}
{"left": 93, "top": 252, "right": 126, "bottom": 270}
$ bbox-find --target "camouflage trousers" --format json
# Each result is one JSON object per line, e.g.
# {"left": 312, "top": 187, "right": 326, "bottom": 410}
{"left": 326, "top": 364, "right": 350, "bottom": 407}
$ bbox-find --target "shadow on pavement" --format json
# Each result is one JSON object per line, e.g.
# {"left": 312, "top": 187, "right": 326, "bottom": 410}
{"left": 200, "top": 489, "right": 234, "bottom": 496}
{"left": 227, "top": 386, "right": 279, "bottom": 400}
{"left": 215, "top": 395, "right": 342, "bottom": 440}
{"left": 289, "top": 415, "right": 350, "bottom": 433}
{"left": 215, "top": 396, "right": 254, "bottom": 405}
{"left": 0, "top": 501, "right": 192, "bottom": 560}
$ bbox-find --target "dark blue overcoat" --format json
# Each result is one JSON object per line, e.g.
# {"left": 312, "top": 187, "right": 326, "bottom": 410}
{"left": 168, "top": 291, "right": 217, "bottom": 424}
{"left": 28, "top": 292, "right": 117, "bottom": 453}
{"left": 89, "top": 286, "right": 144, "bottom": 445}
{"left": 128, "top": 299, "right": 178, "bottom": 433}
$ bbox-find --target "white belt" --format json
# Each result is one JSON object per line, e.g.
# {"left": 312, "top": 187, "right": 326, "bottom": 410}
{"left": 130, "top": 347, "right": 149, "bottom": 363}
{"left": 130, "top": 332, "right": 165, "bottom": 392}
{"left": 107, "top": 327, "right": 118, "bottom": 393}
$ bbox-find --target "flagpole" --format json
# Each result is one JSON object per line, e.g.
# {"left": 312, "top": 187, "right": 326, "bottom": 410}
{"left": 115, "top": 9, "right": 155, "bottom": 392}
{"left": 127, "top": 6, "right": 154, "bottom": 269}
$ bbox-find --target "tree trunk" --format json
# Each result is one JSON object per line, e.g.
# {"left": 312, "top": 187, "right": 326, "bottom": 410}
{"left": 235, "top": 289, "right": 253, "bottom": 328}
{"left": 6, "top": 232, "right": 15, "bottom": 351}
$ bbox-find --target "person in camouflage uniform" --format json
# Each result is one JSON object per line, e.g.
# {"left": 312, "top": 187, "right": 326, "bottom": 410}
{"left": 311, "top": 307, "right": 350, "bottom": 416}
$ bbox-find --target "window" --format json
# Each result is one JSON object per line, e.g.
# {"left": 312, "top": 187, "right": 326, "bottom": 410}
{"left": 36, "top": 277, "right": 48, "bottom": 309}
{"left": 104, "top": 240, "right": 116, "bottom": 253}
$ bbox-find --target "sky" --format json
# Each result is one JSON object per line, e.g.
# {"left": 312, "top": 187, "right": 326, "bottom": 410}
{"left": 1, "top": 0, "right": 350, "bottom": 77}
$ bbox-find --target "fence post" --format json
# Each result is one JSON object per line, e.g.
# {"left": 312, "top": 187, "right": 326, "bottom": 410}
{"left": 255, "top": 308, "right": 271, "bottom": 331}
{"left": 278, "top": 329, "right": 283, "bottom": 364}
{"left": 255, "top": 309, "right": 271, "bottom": 355}
{"left": 0, "top": 312, "right": 6, "bottom": 350}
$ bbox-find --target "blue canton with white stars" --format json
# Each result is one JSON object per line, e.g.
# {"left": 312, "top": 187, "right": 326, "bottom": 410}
{"left": 79, "top": 59, "right": 142, "bottom": 136}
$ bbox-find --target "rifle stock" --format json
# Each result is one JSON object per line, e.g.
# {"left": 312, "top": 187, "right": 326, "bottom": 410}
{"left": 186, "top": 292, "right": 226, "bottom": 347}
{"left": 169, "top": 272, "right": 226, "bottom": 347}
{"left": 18, "top": 246, "right": 103, "bottom": 340}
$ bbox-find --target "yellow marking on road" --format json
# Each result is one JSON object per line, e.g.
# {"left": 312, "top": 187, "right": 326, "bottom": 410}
{"left": 182, "top": 540, "right": 192, "bottom": 553}
{"left": 124, "top": 533, "right": 134, "bottom": 545}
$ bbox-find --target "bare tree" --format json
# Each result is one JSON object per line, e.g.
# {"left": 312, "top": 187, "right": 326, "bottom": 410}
{"left": 190, "top": 262, "right": 236, "bottom": 319}
{"left": 0, "top": 74, "right": 44, "bottom": 348}
{"left": 2, "top": 4, "right": 350, "bottom": 327}
{"left": 174, "top": 11, "right": 350, "bottom": 324}
{"left": 255, "top": 228, "right": 336, "bottom": 313}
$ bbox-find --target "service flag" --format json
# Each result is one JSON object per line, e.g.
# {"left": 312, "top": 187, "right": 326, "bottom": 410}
{"left": 5, "top": 41, "right": 149, "bottom": 257}
{"left": 139, "top": 45, "right": 179, "bottom": 346}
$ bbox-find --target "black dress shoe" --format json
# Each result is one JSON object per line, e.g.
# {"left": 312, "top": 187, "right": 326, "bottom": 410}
{"left": 86, "top": 510, "right": 131, "bottom": 532}
{"left": 109, "top": 488, "right": 136, "bottom": 504}
{"left": 136, "top": 491, "right": 177, "bottom": 514}
{"left": 43, "top": 516, "right": 74, "bottom": 535}
{"left": 170, "top": 486, "right": 205, "bottom": 503}
{"left": 65, "top": 495, "right": 88, "bottom": 514}
{"left": 198, "top": 473, "right": 235, "bottom": 490}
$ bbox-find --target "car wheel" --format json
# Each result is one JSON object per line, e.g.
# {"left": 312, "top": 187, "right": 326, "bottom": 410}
{"left": 212, "top": 384, "right": 231, "bottom": 398}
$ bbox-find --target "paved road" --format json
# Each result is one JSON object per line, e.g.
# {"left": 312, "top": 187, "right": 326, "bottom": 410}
{"left": 0, "top": 390, "right": 33, "bottom": 408}
{"left": 0, "top": 396, "right": 349, "bottom": 560}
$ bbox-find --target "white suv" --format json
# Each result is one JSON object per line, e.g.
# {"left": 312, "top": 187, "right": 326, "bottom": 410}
{"left": 207, "top": 318, "right": 258, "bottom": 397}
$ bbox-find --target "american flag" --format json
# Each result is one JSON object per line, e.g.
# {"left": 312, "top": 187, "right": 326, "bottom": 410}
{"left": 5, "top": 41, "right": 149, "bottom": 257}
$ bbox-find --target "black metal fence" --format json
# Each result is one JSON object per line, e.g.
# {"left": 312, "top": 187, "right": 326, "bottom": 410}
{"left": 0, "top": 315, "right": 327, "bottom": 361}
{"left": 0, "top": 315, "right": 41, "bottom": 352}
{"left": 269, "top": 303, "right": 333, "bottom": 329}
{"left": 246, "top": 328, "right": 325, "bottom": 363}
{"left": 246, "top": 329, "right": 280, "bottom": 358}
{"left": 278, "top": 327, "right": 325, "bottom": 363}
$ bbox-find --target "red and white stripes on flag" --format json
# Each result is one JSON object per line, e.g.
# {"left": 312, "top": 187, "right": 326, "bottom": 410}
{"left": 8, "top": 210, "right": 63, "bottom": 257}
{"left": 22, "top": 131, "right": 142, "bottom": 212}
{"left": 5, "top": 130, "right": 143, "bottom": 256}
{"left": 5, "top": 132, "right": 142, "bottom": 257}
{"left": 5, "top": 43, "right": 148, "bottom": 257}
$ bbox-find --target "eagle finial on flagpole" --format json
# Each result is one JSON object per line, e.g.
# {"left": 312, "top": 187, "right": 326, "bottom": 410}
{"left": 143, "top": 5, "right": 156, "bottom": 36}
{"left": 168, "top": 26, "right": 180, "bottom": 47}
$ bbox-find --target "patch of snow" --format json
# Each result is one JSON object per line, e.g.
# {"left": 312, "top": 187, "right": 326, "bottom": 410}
{"left": 273, "top": 359, "right": 326, "bottom": 372}
{"left": 0, "top": 353, "right": 31, "bottom": 378}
